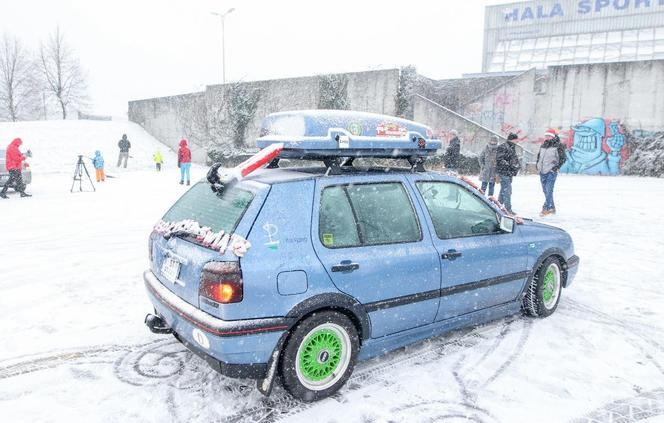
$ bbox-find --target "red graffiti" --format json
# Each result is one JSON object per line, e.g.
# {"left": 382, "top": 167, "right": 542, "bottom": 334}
{"left": 494, "top": 93, "right": 512, "bottom": 107}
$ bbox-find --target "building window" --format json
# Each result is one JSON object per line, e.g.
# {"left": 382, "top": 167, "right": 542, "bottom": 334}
{"left": 488, "top": 27, "right": 664, "bottom": 72}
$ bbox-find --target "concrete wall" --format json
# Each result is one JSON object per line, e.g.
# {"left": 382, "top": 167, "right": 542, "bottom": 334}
{"left": 128, "top": 69, "right": 399, "bottom": 163}
{"left": 462, "top": 69, "right": 538, "bottom": 142}
{"left": 537, "top": 60, "right": 664, "bottom": 133}
{"left": 128, "top": 92, "right": 208, "bottom": 163}
{"left": 129, "top": 60, "right": 664, "bottom": 172}
{"left": 458, "top": 59, "right": 664, "bottom": 143}
{"left": 413, "top": 95, "right": 534, "bottom": 168}
{"left": 413, "top": 94, "right": 504, "bottom": 155}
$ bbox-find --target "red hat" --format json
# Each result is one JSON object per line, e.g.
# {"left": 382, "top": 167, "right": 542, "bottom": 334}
{"left": 544, "top": 128, "right": 557, "bottom": 138}
{"left": 179, "top": 139, "right": 188, "bottom": 147}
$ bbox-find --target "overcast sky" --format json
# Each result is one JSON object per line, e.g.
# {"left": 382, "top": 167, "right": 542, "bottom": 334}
{"left": 0, "top": 0, "right": 509, "bottom": 117}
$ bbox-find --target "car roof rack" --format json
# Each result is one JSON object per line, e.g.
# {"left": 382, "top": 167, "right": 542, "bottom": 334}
{"left": 255, "top": 110, "right": 441, "bottom": 174}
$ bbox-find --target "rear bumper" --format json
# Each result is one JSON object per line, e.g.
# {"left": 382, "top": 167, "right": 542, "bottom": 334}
{"left": 143, "top": 270, "right": 295, "bottom": 379}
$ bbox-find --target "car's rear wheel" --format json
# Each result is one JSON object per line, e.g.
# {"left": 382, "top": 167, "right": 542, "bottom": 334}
{"left": 280, "top": 311, "right": 359, "bottom": 402}
{"left": 523, "top": 256, "right": 563, "bottom": 317}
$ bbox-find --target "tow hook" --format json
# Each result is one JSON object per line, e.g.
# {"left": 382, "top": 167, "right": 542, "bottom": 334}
{"left": 145, "top": 314, "right": 173, "bottom": 334}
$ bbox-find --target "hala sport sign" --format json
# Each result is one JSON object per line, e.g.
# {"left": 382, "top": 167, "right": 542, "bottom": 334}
{"left": 503, "top": 0, "right": 664, "bottom": 22}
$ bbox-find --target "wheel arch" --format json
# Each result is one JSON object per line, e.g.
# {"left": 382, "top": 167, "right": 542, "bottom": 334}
{"left": 528, "top": 247, "right": 570, "bottom": 290}
{"left": 285, "top": 293, "right": 371, "bottom": 342}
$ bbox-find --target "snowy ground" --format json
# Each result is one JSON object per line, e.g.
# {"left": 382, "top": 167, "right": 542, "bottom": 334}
{"left": 1, "top": 150, "right": 664, "bottom": 422}
{"left": 0, "top": 120, "right": 177, "bottom": 173}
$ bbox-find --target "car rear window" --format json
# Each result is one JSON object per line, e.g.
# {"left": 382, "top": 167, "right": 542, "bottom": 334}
{"left": 162, "top": 182, "right": 254, "bottom": 235}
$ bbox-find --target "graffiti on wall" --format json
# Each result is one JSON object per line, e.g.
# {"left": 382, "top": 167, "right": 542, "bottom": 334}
{"left": 560, "top": 118, "right": 627, "bottom": 175}
{"left": 499, "top": 117, "right": 629, "bottom": 175}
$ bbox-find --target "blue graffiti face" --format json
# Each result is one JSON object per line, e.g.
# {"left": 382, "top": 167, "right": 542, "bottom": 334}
{"left": 571, "top": 118, "right": 605, "bottom": 159}
{"left": 572, "top": 128, "right": 602, "bottom": 154}
{"left": 561, "top": 118, "right": 625, "bottom": 176}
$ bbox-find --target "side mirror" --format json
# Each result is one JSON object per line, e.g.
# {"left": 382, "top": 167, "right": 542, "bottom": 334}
{"left": 499, "top": 215, "right": 515, "bottom": 233}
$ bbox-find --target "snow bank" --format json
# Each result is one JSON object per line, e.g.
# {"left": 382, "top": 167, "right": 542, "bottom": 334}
{"left": 623, "top": 132, "right": 664, "bottom": 177}
{"left": 0, "top": 120, "right": 176, "bottom": 174}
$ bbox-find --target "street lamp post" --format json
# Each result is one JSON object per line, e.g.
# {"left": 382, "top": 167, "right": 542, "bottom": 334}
{"left": 211, "top": 8, "right": 235, "bottom": 84}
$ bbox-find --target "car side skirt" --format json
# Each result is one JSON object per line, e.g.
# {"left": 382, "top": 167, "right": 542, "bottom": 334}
{"left": 364, "top": 271, "right": 530, "bottom": 313}
{"left": 357, "top": 300, "right": 522, "bottom": 362}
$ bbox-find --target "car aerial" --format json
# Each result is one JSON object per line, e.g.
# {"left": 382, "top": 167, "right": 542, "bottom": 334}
{"left": 0, "top": 148, "right": 32, "bottom": 188}
{"left": 143, "top": 110, "right": 579, "bottom": 402}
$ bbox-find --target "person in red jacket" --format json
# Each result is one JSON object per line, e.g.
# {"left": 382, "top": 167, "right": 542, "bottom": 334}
{"left": 1, "top": 138, "right": 31, "bottom": 199}
{"left": 177, "top": 139, "right": 192, "bottom": 185}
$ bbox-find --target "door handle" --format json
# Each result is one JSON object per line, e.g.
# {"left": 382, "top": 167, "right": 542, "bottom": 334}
{"left": 331, "top": 261, "right": 360, "bottom": 272}
{"left": 442, "top": 249, "right": 462, "bottom": 260}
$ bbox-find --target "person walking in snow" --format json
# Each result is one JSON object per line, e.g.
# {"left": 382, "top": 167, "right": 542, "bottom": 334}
{"left": 444, "top": 130, "right": 461, "bottom": 171}
{"left": 153, "top": 150, "right": 164, "bottom": 172}
{"left": 537, "top": 129, "right": 567, "bottom": 216}
{"left": 495, "top": 133, "right": 520, "bottom": 214}
{"left": 177, "top": 139, "right": 191, "bottom": 185}
{"left": 479, "top": 135, "right": 499, "bottom": 197}
{"left": 117, "top": 134, "right": 131, "bottom": 168}
{"left": 92, "top": 150, "right": 105, "bottom": 182}
{"left": 1, "top": 138, "right": 31, "bottom": 199}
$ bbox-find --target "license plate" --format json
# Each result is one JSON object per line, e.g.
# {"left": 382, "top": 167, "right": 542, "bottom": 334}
{"left": 161, "top": 257, "right": 181, "bottom": 283}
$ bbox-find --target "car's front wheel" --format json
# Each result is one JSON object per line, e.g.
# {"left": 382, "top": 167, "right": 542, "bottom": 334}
{"left": 523, "top": 256, "right": 563, "bottom": 317}
{"left": 280, "top": 311, "right": 359, "bottom": 402}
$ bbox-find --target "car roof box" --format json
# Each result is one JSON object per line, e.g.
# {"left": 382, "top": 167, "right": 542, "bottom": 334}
{"left": 255, "top": 110, "right": 441, "bottom": 159}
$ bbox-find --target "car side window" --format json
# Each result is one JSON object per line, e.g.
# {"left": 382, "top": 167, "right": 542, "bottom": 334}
{"left": 319, "top": 182, "right": 420, "bottom": 248}
{"left": 345, "top": 183, "right": 421, "bottom": 245}
{"left": 416, "top": 181, "right": 500, "bottom": 239}
{"left": 319, "top": 186, "right": 361, "bottom": 248}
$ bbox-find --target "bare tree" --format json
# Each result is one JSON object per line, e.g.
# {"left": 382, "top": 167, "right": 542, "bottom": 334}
{"left": 39, "top": 27, "right": 87, "bottom": 119}
{"left": 0, "top": 34, "right": 40, "bottom": 121}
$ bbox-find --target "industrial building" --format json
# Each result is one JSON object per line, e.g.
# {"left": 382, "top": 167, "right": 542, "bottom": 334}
{"left": 483, "top": 0, "right": 664, "bottom": 72}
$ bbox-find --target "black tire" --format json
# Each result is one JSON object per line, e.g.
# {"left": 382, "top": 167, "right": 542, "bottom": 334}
{"left": 523, "top": 256, "right": 563, "bottom": 318}
{"left": 280, "top": 311, "right": 359, "bottom": 402}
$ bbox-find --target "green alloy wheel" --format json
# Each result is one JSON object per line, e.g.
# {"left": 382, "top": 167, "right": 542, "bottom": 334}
{"left": 523, "top": 256, "right": 563, "bottom": 318}
{"left": 281, "top": 311, "right": 359, "bottom": 402}
{"left": 541, "top": 264, "right": 561, "bottom": 310}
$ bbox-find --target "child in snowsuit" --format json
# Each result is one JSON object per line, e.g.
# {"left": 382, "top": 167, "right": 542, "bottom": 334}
{"left": 153, "top": 150, "right": 164, "bottom": 171}
{"left": 93, "top": 150, "right": 105, "bottom": 182}
{"left": 177, "top": 139, "right": 191, "bottom": 185}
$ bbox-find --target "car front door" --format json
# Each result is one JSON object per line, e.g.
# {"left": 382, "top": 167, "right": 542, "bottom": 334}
{"left": 312, "top": 175, "right": 441, "bottom": 338}
{"left": 410, "top": 177, "right": 529, "bottom": 321}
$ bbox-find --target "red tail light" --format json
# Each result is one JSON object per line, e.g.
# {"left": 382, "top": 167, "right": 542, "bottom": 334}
{"left": 200, "top": 262, "right": 243, "bottom": 304}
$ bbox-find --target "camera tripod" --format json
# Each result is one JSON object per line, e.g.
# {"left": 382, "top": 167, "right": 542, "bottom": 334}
{"left": 70, "top": 155, "right": 96, "bottom": 193}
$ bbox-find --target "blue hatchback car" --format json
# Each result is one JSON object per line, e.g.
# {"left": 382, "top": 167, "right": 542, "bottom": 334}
{"left": 144, "top": 110, "right": 579, "bottom": 402}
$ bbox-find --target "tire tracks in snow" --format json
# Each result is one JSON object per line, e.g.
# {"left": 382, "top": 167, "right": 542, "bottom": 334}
{"left": 221, "top": 318, "right": 523, "bottom": 423}
{"left": 562, "top": 298, "right": 664, "bottom": 422}
{"left": 0, "top": 344, "right": 148, "bottom": 380}
{"left": 569, "top": 387, "right": 664, "bottom": 423}
{"left": 564, "top": 299, "right": 664, "bottom": 376}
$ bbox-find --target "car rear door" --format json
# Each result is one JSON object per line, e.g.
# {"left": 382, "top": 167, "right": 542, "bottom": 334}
{"left": 409, "top": 175, "right": 529, "bottom": 321}
{"left": 312, "top": 174, "right": 441, "bottom": 338}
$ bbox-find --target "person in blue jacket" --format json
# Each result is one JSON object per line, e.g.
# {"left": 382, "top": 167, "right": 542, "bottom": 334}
{"left": 92, "top": 150, "right": 105, "bottom": 182}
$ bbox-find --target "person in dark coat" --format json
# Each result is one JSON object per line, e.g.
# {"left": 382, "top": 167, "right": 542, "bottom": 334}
{"left": 495, "top": 133, "right": 520, "bottom": 214}
{"left": 479, "top": 135, "right": 499, "bottom": 197}
{"left": 117, "top": 134, "right": 131, "bottom": 168}
{"left": 444, "top": 130, "right": 461, "bottom": 171}
{"left": 536, "top": 129, "right": 567, "bottom": 216}
{"left": 178, "top": 139, "right": 192, "bottom": 185}
{"left": 1, "top": 138, "right": 31, "bottom": 198}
